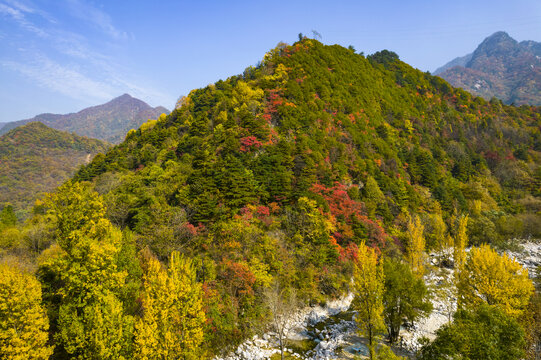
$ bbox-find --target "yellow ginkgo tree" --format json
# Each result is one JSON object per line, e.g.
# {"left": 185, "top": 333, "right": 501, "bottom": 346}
{"left": 458, "top": 244, "right": 534, "bottom": 317}
{"left": 135, "top": 251, "right": 205, "bottom": 360}
{"left": 0, "top": 263, "right": 53, "bottom": 360}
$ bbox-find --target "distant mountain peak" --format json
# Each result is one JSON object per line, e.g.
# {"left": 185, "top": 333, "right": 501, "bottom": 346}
{"left": 435, "top": 31, "right": 541, "bottom": 106}
{"left": 0, "top": 95, "right": 170, "bottom": 143}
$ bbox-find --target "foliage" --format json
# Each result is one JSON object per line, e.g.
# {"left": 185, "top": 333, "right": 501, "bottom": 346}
{"left": 405, "top": 215, "right": 425, "bottom": 277}
{"left": 135, "top": 251, "right": 205, "bottom": 359}
{"left": 3, "top": 38, "right": 541, "bottom": 356}
{"left": 0, "top": 122, "right": 110, "bottom": 213}
{"left": 353, "top": 242, "right": 385, "bottom": 360}
{"left": 0, "top": 262, "right": 53, "bottom": 360}
{"left": 458, "top": 244, "right": 534, "bottom": 317}
{"left": 38, "top": 182, "right": 133, "bottom": 359}
{"left": 418, "top": 304, "right": 526, "bottom": 360}
{"left": 382, "top": 258, "right": 432, "bottom": 343}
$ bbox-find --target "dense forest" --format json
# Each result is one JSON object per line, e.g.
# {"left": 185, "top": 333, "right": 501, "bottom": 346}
{"left": 0, "top": 122, "right": 110, "bottom": 213}
{"left": 1, "top": 38, "right": 540, "bottom": 359}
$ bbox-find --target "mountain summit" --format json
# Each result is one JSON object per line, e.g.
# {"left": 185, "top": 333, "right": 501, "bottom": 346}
{"left": 0, "top": 94, "right": 169, "bottom": 143}
{"left": 434, "top": 31, "right": 541, "bottom": 105}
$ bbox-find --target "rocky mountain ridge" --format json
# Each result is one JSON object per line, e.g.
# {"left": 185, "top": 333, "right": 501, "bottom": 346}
{"left": 435, "top": 31, "right": 541, "bottom": 105}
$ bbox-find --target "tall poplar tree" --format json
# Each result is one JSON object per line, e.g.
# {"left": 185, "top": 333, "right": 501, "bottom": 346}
{"left": 406, "top": 215, "right": 425, "bottom": 277}
{"left": 135, "top": 251, "right": 205, "bottom": 359}
{"left": 353, "top": 242, "right": 385, "bottom": 360}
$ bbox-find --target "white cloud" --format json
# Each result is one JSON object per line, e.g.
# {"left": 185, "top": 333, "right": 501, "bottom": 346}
{"left": 2, "top": 55, "right": 116, "bottom": 102}
{"left": 0, "top": 2, "right": 48, "bottom": 37}
{"left": 0, "top": 1, "right": 172, "bottom": 109}
{"left": 64, "top": 0, "right": 128, "bottom": 40}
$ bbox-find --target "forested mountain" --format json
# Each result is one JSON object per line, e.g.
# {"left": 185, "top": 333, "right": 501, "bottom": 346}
{"left": 1, "top": 39, "right": 540, "bottom": 359}
{"left": 0, "top": 122, "right": 109, "bottom": 212}
{"left": 0, "top": 94, "right": 170, "bottom": 143}
{"left": 435, "top": 31, "right": 541, "bottom": 105}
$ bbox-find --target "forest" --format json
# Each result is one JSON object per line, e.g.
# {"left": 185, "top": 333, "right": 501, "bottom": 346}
{"left": 1, "top": 38, "right": 540, "bottom": 359}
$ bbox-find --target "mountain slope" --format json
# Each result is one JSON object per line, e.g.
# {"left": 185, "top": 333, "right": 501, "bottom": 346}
{"left": 0, "top": 122, "right": 110, "bottom": 211}
{"left": 0, "top": 94, "right": 170, "bottom": 143}
{"left": 71, "top": 39, "right": 541, "bottom": 352}
{"left": 435, "top": 31, "right": 541, "bottom": 105}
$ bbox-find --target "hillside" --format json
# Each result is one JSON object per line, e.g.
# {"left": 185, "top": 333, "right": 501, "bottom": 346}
{"left": 70, "top": 39, "right": 541, "bottom": 353}
{"left": 0, "top": 94, "right": 170, "bottom": 143}
{"left": 0, "top": 122, "right": 110, "bottom": 212}
{"left": 435, "top": 31, "right": 541, "bottom": 105}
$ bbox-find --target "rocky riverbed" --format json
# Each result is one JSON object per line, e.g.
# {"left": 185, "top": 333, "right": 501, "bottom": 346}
{"left": 215, "top": 241, "right": 541, "bottom": 360}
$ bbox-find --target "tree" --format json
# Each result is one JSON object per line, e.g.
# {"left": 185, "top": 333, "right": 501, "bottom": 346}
{"left": 382, "top": 258, "right": 432, "bottom": 344}
{"left": 264, "top": 283, "right": 298, "bottom": 360}
{"left": 453, "top": 215, "right": 468, "bottom": 272}
{"left": 458, "top": 244, "right": 534, "bottom": 317}
{"left": 0, "top": 204, "right": 17, "bottom": 228}
{"left": 418, "top": 304, "right": 526, "bottom": 360}
{"left": 135, "top": 251, "right": 205, "bottom": 359}
{"left": 426, "top": 212, "right": 449, "bottom": 266}
{"left": 353, "top": 242, "right": 385, "bottom": 360}
{"left": 0, "top": 262, "right": 53, "bottom": 360}
{"left": 364, "top": 176, "right": 385, "bottom": 218}
{"left": 38, "top": 182, "right": 133, "bottom": 359}
{"left": 406, "top": 215, "right": 425, "bottom": 277}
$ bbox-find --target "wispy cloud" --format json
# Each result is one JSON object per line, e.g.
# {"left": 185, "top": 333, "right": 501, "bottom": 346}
{"left": 0, "top": 0, "right": 171, "bottom": 109}
{"left": 64, "top": 0, "right": 128, "bottom": 40}
{"left": 0, "top": 1, "right": 48, "bottom": 37}
{"left": 2, "top": 54, "right": 116, "bottom": 102}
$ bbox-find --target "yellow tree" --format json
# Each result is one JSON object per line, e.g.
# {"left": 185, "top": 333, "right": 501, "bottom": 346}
{"left": 38, "top": 182, "right": 133, "bottom": 359}
{"left": 406, "top": 215, "right": 425, "bottom": 277}
{"left": 353, "top": 242, "right": 385, "bottom": 360}
{"left": 135, "top": 251, "right": 205, "bottom": 359}
{"left": 458, "top": 244, "right": 534, "bottom": 317}
{"left": 0, "top": 263, "right": 53, "bottom": 360}
{"left": 453, "top": 215, "right": 468, "bottom": 272}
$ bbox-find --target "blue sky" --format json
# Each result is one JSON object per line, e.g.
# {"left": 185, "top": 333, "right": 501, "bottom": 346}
{"left": 1, "top": 0, "right": 540, "bottom": 122}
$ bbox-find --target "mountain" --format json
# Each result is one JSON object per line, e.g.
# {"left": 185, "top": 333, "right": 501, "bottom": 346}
{"left": 0, "top": 122, "right": 110, "bottom": 212}
{"left": 433, "top": 53, "right": 472, "bottom": 74}
{"left": 0, "top": 94, "right": 170, "bottom": 143}
{"left": 435, "top": 31, "right": 541, "bottom": 105}
{"left": 69, "top": 39, "right": 540, "bottom": 353}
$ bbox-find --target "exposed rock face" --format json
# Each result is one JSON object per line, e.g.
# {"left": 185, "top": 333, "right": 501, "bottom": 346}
{"left": 435, "top": 32, "right": 541, "bottom": 105}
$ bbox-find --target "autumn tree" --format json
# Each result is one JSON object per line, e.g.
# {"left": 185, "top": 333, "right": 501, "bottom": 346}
{"left": 0, "top": 262, "right": 53, "bottom": 360}
{"left": 458, "top": 244, "right": 534, "bottom": 317}
{"left": 382, "top": 258, "right": 432, "bottom": 344}
{"left": 353, "top": 242, "right": 385, "bottom": 360}
{"left": 38, "top": 182, "right": 133, "bottom": 359}
{"left": 453, "top": 215, "right": 468, "bottom": 272}
{"left": 264, "top": 283, "right": 298, "bottom": 360}
{"left": 406, "top": 215, "right": 425, "bottom": 277}
{"left": 364, "top": 175, "right": 385, "bottom": 218}
{"left": 135, "top": 251, "right": 205, "bottom": 359}
{"left": 418, "top": 304, "right": 526, "bottom": 360}
{"left": 426, "top": 212, "right": 450, "bottom": 266}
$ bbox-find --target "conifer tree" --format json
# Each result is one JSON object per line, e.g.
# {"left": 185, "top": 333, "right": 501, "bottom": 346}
{"left": 0, "top": 263, "right": 53, "bottom": 360}
{"left": 135, "top": 251, "right": 205, "bottom": 359}
{"left": 353, "top": 242, "right": 385, "bottom": 360}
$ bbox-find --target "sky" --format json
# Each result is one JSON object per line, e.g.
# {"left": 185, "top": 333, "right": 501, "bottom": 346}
{"left": 1, "top": 0, "right": 540, "bottom": 122}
